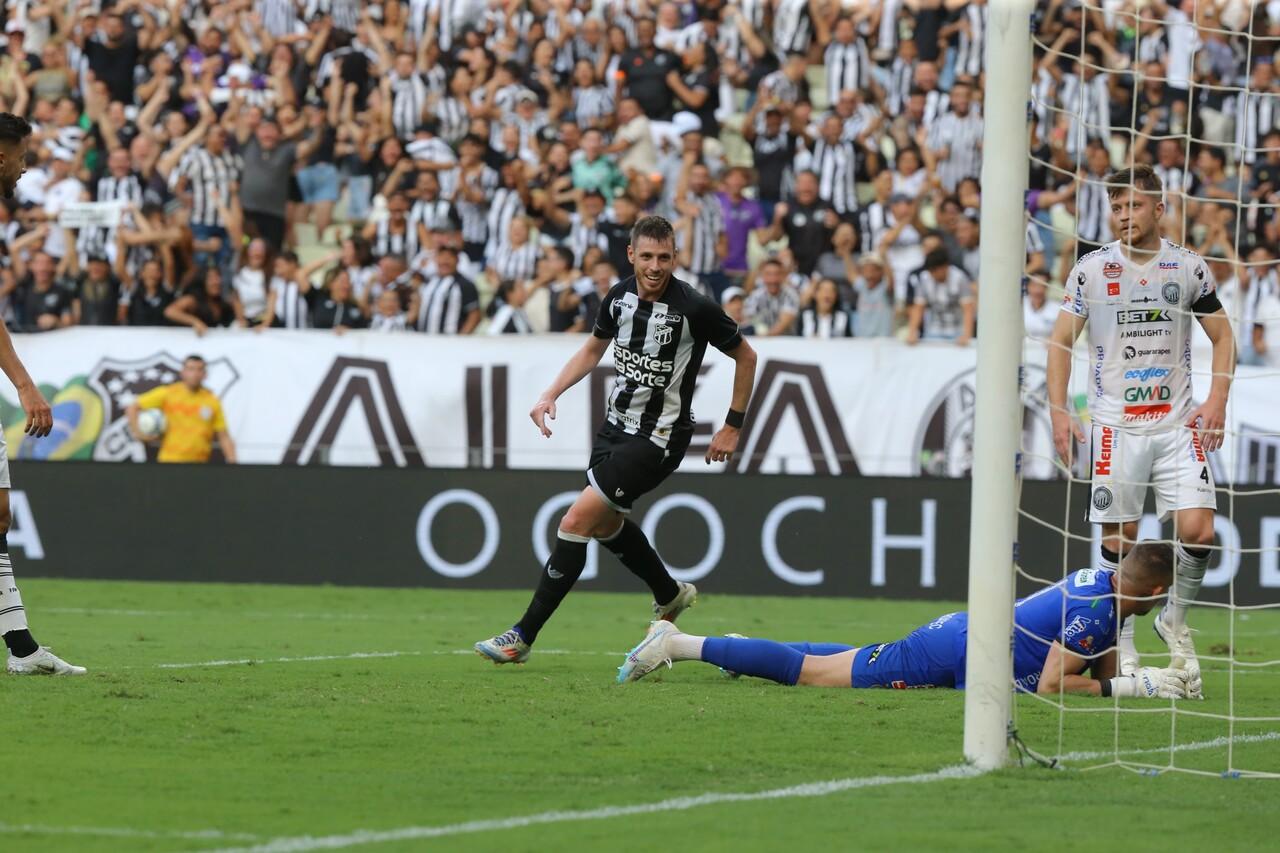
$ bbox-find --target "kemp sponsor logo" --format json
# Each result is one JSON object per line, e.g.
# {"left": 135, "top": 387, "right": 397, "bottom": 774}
{"left": 1190, "top": 431, "right": 1206, "bottom": 464}
{"left": 1123, "top": 403, "right": 1172, "bottom": 422}
{"left": 1116, "top": 308, "right": 1171, "bottom": 324}
{"left": 1123, "top": 367, "right": 1171, "bottom": 381}
{"left": 1123, "top": 385, "right": 1172, "bottom": 402}
{"left": 1103, "top": 262, "right": 1123, "bottom": 279}
{"left": 1095, "top": 426, "right": 1114, "bottom": 476}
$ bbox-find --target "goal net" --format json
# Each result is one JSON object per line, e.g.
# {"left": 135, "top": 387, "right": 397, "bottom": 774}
{"left": 970, "top": 0, "right": 1280, "bottom": 776}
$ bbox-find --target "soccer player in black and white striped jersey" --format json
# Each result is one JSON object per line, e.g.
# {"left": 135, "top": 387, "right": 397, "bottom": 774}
{"left": 410, "top": 246, "right": 481, "bottom": 334}
{"left": 0, "top": 113, "right": 82, "bottom": 675}
{"left": 476, "top": 216, "right": 759, "bottom": 666}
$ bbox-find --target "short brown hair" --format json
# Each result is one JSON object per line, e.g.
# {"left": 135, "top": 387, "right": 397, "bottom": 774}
{"left": 1104, "top": 165, "right": 1163, "bottom": 200}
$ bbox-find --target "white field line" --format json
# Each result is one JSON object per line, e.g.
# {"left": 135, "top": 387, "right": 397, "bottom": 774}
{"left": 205, "top": 766, "right": 983, "bottom": 853}
{"left": 1054, "top": 730, "right": 1280, "bottom": 762}
{"left": 151, "top": 649, "right": 621, "bottom": 669}
{"left": 0, "top": 822, "right": 258, "bottom": 842}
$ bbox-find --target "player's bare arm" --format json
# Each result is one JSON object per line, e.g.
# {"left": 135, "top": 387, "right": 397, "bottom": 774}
{"left": 705, "top": 339, "right": 757, "bottom": 464}
{"left": 1188, "top": 308, "right": 1235, "bottom": 454}
{"left": 530, "top": 334, "right": 611, "bottom": 438}
{"left": 1046, "top": 309, "right": 1086, "bottom": 465}
{"left": 0, "top": 321, "right": 51, "bottom": 438}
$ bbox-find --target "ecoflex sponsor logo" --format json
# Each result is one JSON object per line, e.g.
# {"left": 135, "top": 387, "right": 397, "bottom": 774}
{"left": 1123, "top": 367, "right": 1171, "bottom": 381}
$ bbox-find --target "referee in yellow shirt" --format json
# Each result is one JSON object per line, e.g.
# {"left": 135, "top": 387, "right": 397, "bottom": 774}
{"left": 126, "top": 355, "right": 237, "bottom": 464}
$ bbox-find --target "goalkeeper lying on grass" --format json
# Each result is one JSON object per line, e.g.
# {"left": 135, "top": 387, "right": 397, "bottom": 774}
{"left": 619, "top": 541, "right": 1193, "bottom": 699}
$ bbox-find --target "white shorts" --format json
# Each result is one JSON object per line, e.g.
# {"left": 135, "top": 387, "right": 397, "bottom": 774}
{"left": 1088, "top": 423, "right": 1216, "bottom": 523}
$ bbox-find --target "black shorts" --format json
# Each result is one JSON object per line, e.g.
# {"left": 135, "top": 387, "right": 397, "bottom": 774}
{"left": 586, "top": 421, "right": 692, "bottom": 513}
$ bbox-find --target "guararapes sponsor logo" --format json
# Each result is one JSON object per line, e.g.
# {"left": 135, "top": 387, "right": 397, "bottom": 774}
{"left": 614, "top": 347, "right": 674, "bottom": 388}
{"left": 1095, "top": 426, "right": 1114, "bottom": 476}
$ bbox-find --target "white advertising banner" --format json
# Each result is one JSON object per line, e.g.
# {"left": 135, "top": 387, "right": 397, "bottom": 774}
{"left": 2, "top": 328, "right": 1275, "bottom": 484}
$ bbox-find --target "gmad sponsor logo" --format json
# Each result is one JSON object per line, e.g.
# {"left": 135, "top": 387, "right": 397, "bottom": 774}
{"left": 1123, "top": 386, "right": 1172, "bottom": 402}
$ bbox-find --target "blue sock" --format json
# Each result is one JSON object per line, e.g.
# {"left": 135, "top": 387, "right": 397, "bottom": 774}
{"left": 785, "top": 642, "right": 854, "bottom": 656}
{"left": 700, "top": 637, "right": 805, "bottom": 685}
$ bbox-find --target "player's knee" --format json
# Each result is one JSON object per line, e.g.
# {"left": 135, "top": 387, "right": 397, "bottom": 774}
{"left": 557, "top": 509, "right": 595, "bottom": 540}
{"left": 1181, "top": 525, "right": 1215, "bottom": 548}
{"left": 0, "top": 505, "right": 11, "bottom": 535}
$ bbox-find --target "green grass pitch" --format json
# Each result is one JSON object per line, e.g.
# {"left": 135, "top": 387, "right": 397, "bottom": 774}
{"left": 2, "top": 578, "right": 1277, "bottom": 852}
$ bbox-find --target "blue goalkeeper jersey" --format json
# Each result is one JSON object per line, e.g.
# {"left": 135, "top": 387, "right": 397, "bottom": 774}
{"left": 852, "top": 569, "right": 1118, "bottom": 690}
{"left": 1008, "top": 568, "right": 1118, "bottom": 692}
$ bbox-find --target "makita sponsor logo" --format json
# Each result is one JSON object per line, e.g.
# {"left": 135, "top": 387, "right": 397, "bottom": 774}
{"left": 1095, "top": 426, "right": 1114, "bottom": 476}
{"left": 614, "top": 347, "right": 674, "bottom": 388}
{"left": 1123, "top": 404, "right": 1172, "bottom": 422}
{"left": 1116, "top": 309, "right": 1172, "bottom": 324}
{"left": 1124, "top": 367, "right": 1171, "bottom": 381}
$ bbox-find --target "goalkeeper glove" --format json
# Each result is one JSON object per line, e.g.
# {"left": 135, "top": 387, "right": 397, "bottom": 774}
{"left": 1109, "top": 666, "right": 1189, "bottom": 699}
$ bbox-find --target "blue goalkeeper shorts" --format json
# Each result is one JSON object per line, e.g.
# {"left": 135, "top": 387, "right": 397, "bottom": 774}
{"left": 850, "top": 611, "right": 968, "bottom": 689}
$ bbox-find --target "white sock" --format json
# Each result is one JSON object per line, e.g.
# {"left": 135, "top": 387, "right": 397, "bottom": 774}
{"left": 1168, "top": 543, "right": 1209, "bottom": 629}
{"left": 667, "top": 632, "right": 706, "bottom": 662}
{"left": 1117, "top": 615, "right": 1137, "bottom": 663}
{"left": 0, "top": 552, "right": 27, "bottom": 634}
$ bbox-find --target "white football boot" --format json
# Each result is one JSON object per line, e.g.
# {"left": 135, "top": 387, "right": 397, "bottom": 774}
{"left": 654, "top": 582, "right": 697, "bottom": 623}
{"left": 618, "top": 620, "right": 680, "bottom": 683}
{"left": 1153, "top": 608, "right": 1203, "bottom": 699}
{"left": 7, "top": 647, "right": 87, "bottom": 676}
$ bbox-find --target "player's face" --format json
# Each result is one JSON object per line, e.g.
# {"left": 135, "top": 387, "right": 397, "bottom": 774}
{"left": 0, "top": 136, "right": 29, "bottom": 198}
{"left": 629, "top": 236, "right": 676, "bottom": 299}
{"left": 181, "top": 360, "right": 207, "bottom": 390}
{"left": 1109, "top": 188, "right": 1163, "bottom": 248}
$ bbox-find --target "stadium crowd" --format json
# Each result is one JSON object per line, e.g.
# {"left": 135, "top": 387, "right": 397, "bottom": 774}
{"left": 0, "top": 0, "right": 1275, "bottom": 355}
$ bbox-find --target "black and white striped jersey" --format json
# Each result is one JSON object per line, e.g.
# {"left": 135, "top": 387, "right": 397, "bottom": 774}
{"left": 485, "top": 186, "right": 525, "bottom": 258}
{"left": 1059, "top": 72, "right": 1111, "bottom": 158}
{"left": 79, "top": 171, "right": 144, "bottom": 262}
{"left": 573, "top": 86, "right": 615, "bottom": 128}
{"left": 772, "top": 0, "right": 813, "bottom": 58}
{"left": 490, "top": 241, "right": 539, "bottom": 283}
{"left": 799, "top": 306, "right": 853, "bottom": 338}
{"left": 176, "top": 146, "right": 243, "bottom": 227}
{"left": 1076, "top": 173, "right": 1113, "bottom": 244}
{"left": 953, "top": 4, "right": 987, "bottom": 78}
{"left": 390, "top": 72, "right": 431, "bottom": 140}
{"left": 410, "top": 197, "right": 459, "bottom": 234}
{"left": 303, "top": 0, "right": 359, "bottom": 32}
{"left": 681, "top": 192, "right": 724, "bottom": 275}
{"left": 859, "top": 202, "right": 892, "bottom": 255}
{"left": 269, "top": 275, "right": 310, "bottom": 329}
{"left": 434, "top": 96, "right": 470, "bottom": 145}
{"left": 592, "top": 276, "right": 743, "bottom": 448}
{"left": 1025, "top": 219, "right": 1045, "bottom": 259}
{"left": 256, "top": 0, "right": 299, "bottom": 37}
{"left": 415, "top": 273, "right": 480, "bottom": 334}
{"left": 922, "top": 89, "right": 950, "bottom": 129}
{"left": 373, "top": 219, "right": 422, "bottom": 260}
{"left": 1233, "top": 90, "right": 1280, "bottom": 165}
{"left": 928, "top": 108, "right": 983, "bottom": 192}
{"left": 810, "top": 138, "right": 859, "bottom": 215}
{"left": 565, "top": 212, "right": 608, "bottom": 270}
{"left": 455, "top": 166, "right": 500, "bottom": 245}
{"left": 824, "top": 40, "right": 872, "bottom": 107}
{"left": 886, "top": 57, "right": 915, "bottom": 115}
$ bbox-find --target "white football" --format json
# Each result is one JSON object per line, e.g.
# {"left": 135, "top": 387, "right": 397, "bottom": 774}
{"left": 137, "top": 409, "right": 167, "bottom": 439}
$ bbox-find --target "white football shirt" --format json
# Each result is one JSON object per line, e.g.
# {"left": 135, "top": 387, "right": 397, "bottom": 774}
{"left": 1062, "top": 239, "right": 1216, "bottom": 434}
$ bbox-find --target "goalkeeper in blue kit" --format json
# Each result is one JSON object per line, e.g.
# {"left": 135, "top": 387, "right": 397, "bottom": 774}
{"left": 619, "top": 542, "right": 1190, "bottom": 699}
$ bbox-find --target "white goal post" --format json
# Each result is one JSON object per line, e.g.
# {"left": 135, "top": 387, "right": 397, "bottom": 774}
{"left": 963, "top": 0, "right": 1036, "bottom": 770}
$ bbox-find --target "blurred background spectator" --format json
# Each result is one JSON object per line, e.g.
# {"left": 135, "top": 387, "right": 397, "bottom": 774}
{"left": 0, "top": 0, "right": 1270, "bottom": 360}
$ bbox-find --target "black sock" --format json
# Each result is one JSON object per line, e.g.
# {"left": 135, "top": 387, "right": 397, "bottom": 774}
{"left": 600, "top": 519, "right": 679, "bottom": 606}
{"left": 514, "top": 534, "right": 589, "bottom": 645}
{"left": 4, "top": 629, "right": 37, "bottom": 658}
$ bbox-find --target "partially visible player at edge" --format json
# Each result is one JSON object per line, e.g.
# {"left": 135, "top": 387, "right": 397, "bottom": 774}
{"left": 619, "top": 543, "right": 1189, "bottom": 700}
{"left": 476, "top": 215, "right": 757, "bottom": 664}
{"left": 0, "top": 114, "right": 85, "bottom": 675}
{"left": 1048, "top": 165, "right": 1235, "bottom": 699}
